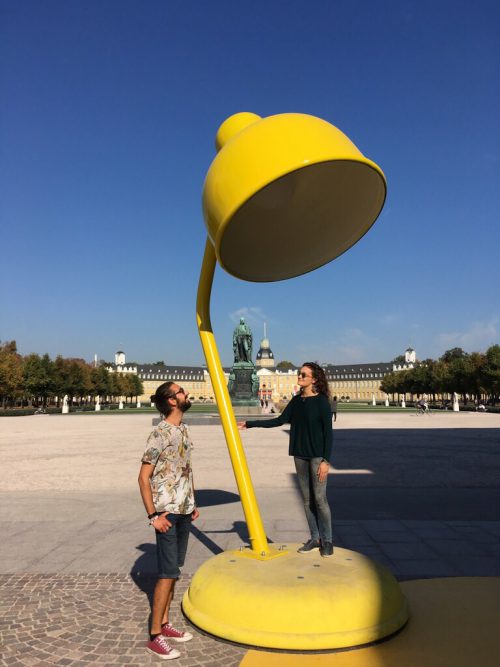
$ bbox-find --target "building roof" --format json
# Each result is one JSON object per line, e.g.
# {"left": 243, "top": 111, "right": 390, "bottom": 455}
{"left": 324, "top": 362, "right": 393, "bottom": 378}
{"left": 136, "top": 364, "right": 230, "bottom": 379}
{"left": 109, "top": 358, "right": 401, "bottom": 381}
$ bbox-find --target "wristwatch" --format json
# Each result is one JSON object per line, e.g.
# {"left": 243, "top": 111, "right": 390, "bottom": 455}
{"left": 148, "top": 511, "right": 158, "bottom": 520}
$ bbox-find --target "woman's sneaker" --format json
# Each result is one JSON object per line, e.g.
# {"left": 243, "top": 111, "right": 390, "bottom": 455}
{"left": 320, "top": 541, "right": 334, "bottom": 557}
{"left": 161, "top": 622, "right": 194, "bottom": 642}
{"left": 297, "top": 539, "right": 321, "bottom": 554}
{"left": 146, "top": 635, "right": 180, "bottom": 660}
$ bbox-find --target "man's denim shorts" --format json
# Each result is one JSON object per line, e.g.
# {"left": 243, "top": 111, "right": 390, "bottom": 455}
{"left": 155, "top": 513, "right": 192, "bottom": 579}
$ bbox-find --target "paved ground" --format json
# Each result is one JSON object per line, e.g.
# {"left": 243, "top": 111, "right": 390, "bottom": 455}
{"left": 1, "top": 411, "right": 499, "bottom": 665}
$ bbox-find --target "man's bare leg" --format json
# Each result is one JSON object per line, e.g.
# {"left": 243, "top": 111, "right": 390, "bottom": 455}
{"left": 161, "top": 580, "right": 176, "bottom": 625}
{"left": 150, "top": 578, "right": 175, "bottom": 635}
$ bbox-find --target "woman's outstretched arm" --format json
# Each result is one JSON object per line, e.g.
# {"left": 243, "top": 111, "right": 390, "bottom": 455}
{"left": 238, "top": 397, "right": 294, "bottom": 430}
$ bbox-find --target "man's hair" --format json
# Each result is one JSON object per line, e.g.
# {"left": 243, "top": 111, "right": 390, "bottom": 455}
{"left": 151, "top": 381, "right": 177, "bottom": 416}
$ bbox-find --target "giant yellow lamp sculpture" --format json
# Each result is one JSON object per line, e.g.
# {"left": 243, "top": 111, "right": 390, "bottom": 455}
{"left": 182, "top": 112, "right": 409, "bottom": 649}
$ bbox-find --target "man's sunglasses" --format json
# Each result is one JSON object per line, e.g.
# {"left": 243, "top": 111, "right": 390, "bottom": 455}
{"left": 169, "top": 387, "right": 186, "bottom": 398}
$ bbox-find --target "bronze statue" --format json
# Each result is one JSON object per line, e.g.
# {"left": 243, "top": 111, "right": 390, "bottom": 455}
{"left": 233, "top": 317, "right": 253, "bottom": 364}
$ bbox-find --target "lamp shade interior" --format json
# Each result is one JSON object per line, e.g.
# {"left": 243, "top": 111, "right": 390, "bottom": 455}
{"left": 219, "top": 159, "right": 385, "bottom": 282}
{"left": 203, "top": 112, "right": 387, "bottom": 282}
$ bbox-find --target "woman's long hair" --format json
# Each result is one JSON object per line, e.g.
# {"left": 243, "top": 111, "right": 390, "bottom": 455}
{"left": 302, "top": 362, "right": 331, "bottom": 399}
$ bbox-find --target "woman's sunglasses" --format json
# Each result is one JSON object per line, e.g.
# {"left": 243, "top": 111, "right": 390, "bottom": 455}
{"left": 297, "top": 372, "right": 312, "bottom": 379}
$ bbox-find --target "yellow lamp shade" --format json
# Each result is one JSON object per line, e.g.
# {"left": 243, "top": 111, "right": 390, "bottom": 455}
{"left": 202, "top": 112, "right": 387, "bottom": 282}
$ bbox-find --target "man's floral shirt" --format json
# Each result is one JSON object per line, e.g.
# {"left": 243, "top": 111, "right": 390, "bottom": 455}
{"left": 141, "top": 421, "right": 195, "bottom": 514}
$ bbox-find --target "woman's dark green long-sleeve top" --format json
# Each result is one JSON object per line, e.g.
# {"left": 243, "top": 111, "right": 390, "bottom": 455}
{"left": 246, "top": 393, "right": 333, "bottom": 461}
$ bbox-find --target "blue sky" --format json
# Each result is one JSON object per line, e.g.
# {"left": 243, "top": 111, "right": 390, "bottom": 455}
{"left": 1, "top": 0, "right": 499, "bottom": 367}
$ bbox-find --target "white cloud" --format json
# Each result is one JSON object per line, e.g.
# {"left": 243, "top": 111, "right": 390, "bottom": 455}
{"left": 344, "top": 328, "right": 364, "bottom": 339}
{"left": 436, "top": 319, "right": 498, "bottom": 353}
{"left": 228, "top": 306, "right": 270, "bottom": 327}
{"left": 378, "top": 314, "right": 399, "bottom": 326}
{"left": 334, "top": 345, "right": 366, "bottom": 363}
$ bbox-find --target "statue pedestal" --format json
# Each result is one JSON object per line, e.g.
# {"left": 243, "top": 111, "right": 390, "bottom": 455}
{"left": 234, "top": 406, "right": 263, "bottom": 415}
{"left": 229, "top": 364, "right": 260, "bottom": 407}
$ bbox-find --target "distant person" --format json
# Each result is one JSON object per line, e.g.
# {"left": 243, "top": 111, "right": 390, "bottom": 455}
{"left": 138, "top": 382, "right": 199, "bottom": 661}
{"left": 331, "top": 395, "right": 338, "bottom": 422}
{"left": 238, "top": 362, "right": 333, "bottom": 557}
{"left": 417, "top": 398, "right": 429, "bottom": 415}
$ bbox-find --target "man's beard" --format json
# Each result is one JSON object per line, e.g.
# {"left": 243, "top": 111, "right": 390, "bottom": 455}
{"left": 178, "top": 397, "right": 192, "bottom": 413}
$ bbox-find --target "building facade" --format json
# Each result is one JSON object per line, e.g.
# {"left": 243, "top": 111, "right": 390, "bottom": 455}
{"left": 106, "top": 342, "right": 415, "bottom": 405}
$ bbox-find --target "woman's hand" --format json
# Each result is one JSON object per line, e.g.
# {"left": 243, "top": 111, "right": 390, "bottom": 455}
{"left": 317, "top": 461, "right": 330, "bottom": 483}
{"left": 191, "top": 508, "right": 200, "bottom": 521}
{"left": 237, "top": 421, "right": 247, "bottom": 429}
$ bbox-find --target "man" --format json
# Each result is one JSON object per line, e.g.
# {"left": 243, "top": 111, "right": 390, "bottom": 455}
{"left": 138, "top": 381, "right": 199, "bottom": 660}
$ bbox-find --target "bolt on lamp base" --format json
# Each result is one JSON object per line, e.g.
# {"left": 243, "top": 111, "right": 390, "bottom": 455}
{"left": 182, "top": 545, "right": 409, "bottom": 650}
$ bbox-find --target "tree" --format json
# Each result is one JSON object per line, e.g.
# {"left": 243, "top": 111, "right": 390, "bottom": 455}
{"left": 381, "top": 370, "right": 408, "bottom": 401}
{"left": 53, "top": 357, "right": 92, "bottom": 404}
{"left": 119, "top": 373, "right": 144, "bottom": 403}
{"left": 91, "top": 366, "right": 111, "bottom": 400}
{"left": 23, "top": 353, "right": 56, "bottom": 407}
{"left": 131, "top": 374, "right": 144, "bottom": 400}
{"left": 0, "top": 341, "right": 23, "bottom": 408}
{"left": 109, "top": 372, "right": 125, "bottom": 402}
{"left": 429, "top": 360, "right": 449, "bottom": 399}
{"left": 444, "top": 355, "right": 470, "bottom": 400}
{"left": 483, "top": 345, "right": 500, "bottom": 404}
{"left": 466, "top": 352, "right": 486, "bottom": 401}
{"left": 380, "top": 371, "right": 399, "bottom": 396}
{"left": 440, "top": 347, "right": 466, "bottom": 363}
{"left": 121, "top": 374, "right": 134, "bottom": 403}
{"left": 404, "top": 363, "right": 424, "bottom": 396}
{"left": 391, "top": 355, "right": 406, "bottom": 366}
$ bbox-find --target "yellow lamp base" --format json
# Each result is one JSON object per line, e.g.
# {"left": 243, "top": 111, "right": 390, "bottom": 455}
{"left": 182, "top": 545, "right": 409, "bottom": 650}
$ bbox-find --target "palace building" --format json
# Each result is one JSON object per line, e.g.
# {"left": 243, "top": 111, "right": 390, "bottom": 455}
{"left": 106, "top": 335, "right": 415, "bottom": 404}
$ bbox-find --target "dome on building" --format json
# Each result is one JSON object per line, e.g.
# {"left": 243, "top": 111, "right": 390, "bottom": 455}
{"left": 256, "top": 346, "right": 274, "bottom": 361}
{"left": 405, "top": 346, "right": 416, "bottom": 365}
{"left": 115, "top": 350, "right": 126, "bottom": 366}
{"left": 255, "top": 325, "right": 275, "bottom": 368}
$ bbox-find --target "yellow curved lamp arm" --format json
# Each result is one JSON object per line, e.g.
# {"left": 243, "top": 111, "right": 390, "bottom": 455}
{"left": 196, "top": 238, "right": 268, "bottom": 555}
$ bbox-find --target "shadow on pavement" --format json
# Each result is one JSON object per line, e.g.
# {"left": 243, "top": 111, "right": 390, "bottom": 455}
{"left": 195, "top": 489, "right": 240, "bottom": 507}
{"left": 288, "top": 428, "right": 500, "bottom": 520}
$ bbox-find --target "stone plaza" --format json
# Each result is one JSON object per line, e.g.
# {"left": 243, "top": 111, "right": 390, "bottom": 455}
{"left": 1, "top": 410, "right": 500, "bottom": 665}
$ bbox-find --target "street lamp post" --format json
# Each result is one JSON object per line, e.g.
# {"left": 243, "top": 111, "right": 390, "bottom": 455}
{"left": 182, "top": 112, "right": 409, "bottom": 650}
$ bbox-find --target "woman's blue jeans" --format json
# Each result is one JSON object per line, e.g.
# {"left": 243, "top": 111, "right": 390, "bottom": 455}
{"left": 294, "top": 456, "right": 332, "bottom": 543}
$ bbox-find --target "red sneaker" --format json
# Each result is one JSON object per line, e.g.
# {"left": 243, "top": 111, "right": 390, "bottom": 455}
{"left": 146, "top": 635, "right": 180, "bottom": 660}
{"left": 161, "top": 622, "right": 194, "bottom": 643}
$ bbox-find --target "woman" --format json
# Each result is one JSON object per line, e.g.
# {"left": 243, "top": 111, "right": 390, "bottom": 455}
{"left": 238, "top": 362, "right": 333, "bottom": 557}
